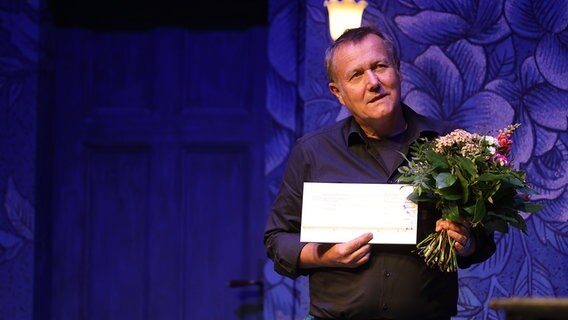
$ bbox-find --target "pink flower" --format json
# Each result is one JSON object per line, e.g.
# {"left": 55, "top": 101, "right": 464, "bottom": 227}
{"left": 492, "top": 153, "right": 509, "bottom": 166}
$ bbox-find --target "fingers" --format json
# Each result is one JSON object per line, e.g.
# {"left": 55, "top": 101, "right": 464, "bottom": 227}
{"left": 436, "top": 219, "right": 469, "bottom": 241}
{"left": 436, "top": 219, "right": 473, "bottom": 255}
{"left": 346, "top": 232, "right": 374, "bottom": 249}
{"left": 353, "top": 232, "right": 373, "bottom": 261}
{"left": 330, "top": 233, "right": 373, "bottom": 268}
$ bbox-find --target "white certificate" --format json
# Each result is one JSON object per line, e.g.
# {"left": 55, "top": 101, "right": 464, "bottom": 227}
{"left": 300, "top": 182, "right": 418, "bottom": 244}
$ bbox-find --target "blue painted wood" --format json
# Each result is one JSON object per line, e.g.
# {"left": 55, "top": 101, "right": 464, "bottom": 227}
{"left": 50, "top": 26, "right": 267, "bottom": 319}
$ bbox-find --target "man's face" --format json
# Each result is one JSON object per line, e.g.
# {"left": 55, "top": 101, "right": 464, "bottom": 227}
{"left": 328, "top": 34, "right": 402, "bottom": 130}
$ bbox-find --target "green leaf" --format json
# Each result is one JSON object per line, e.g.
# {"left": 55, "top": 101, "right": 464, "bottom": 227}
{"left": 473, "top": 197, "right": 486, "bottom": 225}
{"left": 503, "top": 176, "right": 525, "bottom": 187}
{"left": 521, "top": 202, "right": 544, "bottom": 213}
{"left": 407, "top": 190, "right": 435, "bottom": 203}
{"left": 455, "top": 170, "right": 469, "bottom": 204}
{"left": 455, "top": 156, "right": 477, "bottom": 179}
{"left": 491, "top": 183, "right": 516, "bottom": 202}
{"left": 517, "top": 187, "right": 538, "bottom": 195}
{"left": 437, "top": 186, "right": 462, "bottom": 200}
{"left": 478, "top": 173, "right": 506, "bottom": 182}
{"left": 425, "top": 149, "right": 449, "bottom": 170}
{"left": 435, "top": 172, "right": 457, "bottom": 189}
{"left": 463, "top": 204, "right": 476, "bottom": 216}
{"left": 442, "top": 202, "right": 460, "bottom": 221}
{"left": 397, "top": 176, "right": 415, "bottom": 183}
{"left": 488, "top": 212, "right": 527, "bottom": 233}
{"left": 509, "top": 214, "right": 528, "bottom": 233}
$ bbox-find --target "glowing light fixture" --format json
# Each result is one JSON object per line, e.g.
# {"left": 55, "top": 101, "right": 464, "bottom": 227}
{"left": 324, "top": 0, "right": 367, "bottom": 40}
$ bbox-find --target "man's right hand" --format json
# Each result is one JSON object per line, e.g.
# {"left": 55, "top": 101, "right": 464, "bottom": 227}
{"left": 298, "top": 232, "right": 374, "bottom": 269}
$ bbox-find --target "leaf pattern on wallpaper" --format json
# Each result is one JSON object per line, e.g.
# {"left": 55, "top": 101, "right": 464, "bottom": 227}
{"left": 263, "top": 261, "right": 304, "bottom": 320}
{"left": 0, "top": 229, "right": 24, "bottom": 264}
{"left": 456, "top": 284, "right": 483, "bottom": 318}
{"left": 268, "top": 3, "right": 298, "bottom": 84}
{"left": 524, "top": 139, "right": 568, "bottom": 205}
{"left": 506, "top": 0, "right": 568, "bottom": 90}
{"left": 401, "top": 45, "right": 514, "bottom": 132}
{"left": 509, "top": 105, "right": 534, "bottom": 166}
{"left": 533, "top": 123, "right": 560, "bottom": 158}
{"left": 486, "top": 37, "right": 516, "bottom": 81}
{"left": 395, "top": 0, "right": 508, "bottom": 45}
{"left": 525, "top": 84, "right": 568, "bottom": 131}
{"left": 396, "top": 11, "right": 470, "bottom": 45}
{"left": 530, "top": 215, "right": 568, "bottom": 254}
{"left": 461, "top": 231, "right": 513, "bottom": 278}
{"left": 480, "top": 277, "right": 513, "bottom": 320}
{"left": 445, "top": 40, "right": 485, "bottom": 97}
{"left": 505, "top": 0, "right": 545, "bottom": 38}
{"left": 536, "top": 32, "right": 568, "bottom": 90}
{"left": 0, "top": 11, "right": 38, "bottom": 109}
{"left": 469, "top": 16, "right": 511, "bottom": 45}
{"left": 484, "top": 308, "right": 502, "bottom": 320}
{"left": 363, "top": 4, "right": 402, "bottom": 50}
{"left": 265, "top": 128, "right": 292, "bottom": 176}
{"left": 4, "top": 176, "right": 34, "bottom": 241}
{"left": 513, "top": 257, "right": 555, "bottom": 296}
{"left": 520, "top": 56, "right": 545, "bottom": 91}
{"left": 303, "top": 98, "right": 341, "bottom": 134}
{"left": 267, "top": 68, "right": 297, "bottom": 132}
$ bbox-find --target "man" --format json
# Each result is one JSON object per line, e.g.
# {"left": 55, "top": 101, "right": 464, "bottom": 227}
{"left": 264, "top": 26, "right": 495, "bottom": 319}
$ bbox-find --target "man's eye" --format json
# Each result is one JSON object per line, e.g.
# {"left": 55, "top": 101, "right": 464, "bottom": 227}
{"left": 350, "top": 72, "right": 362, "bottom": 80}
{"left": 374, "top": 64, "right": 388, "bottom": 70}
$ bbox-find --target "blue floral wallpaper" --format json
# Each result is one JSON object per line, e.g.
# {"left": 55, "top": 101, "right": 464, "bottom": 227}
{"left": 0, "top": 0, "right": 39, "bottom": 319}
{"left": 264, "top": 0, "right": 568, "bottom": 319}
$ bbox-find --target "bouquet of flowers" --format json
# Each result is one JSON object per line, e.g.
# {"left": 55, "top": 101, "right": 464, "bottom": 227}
{"left": 397, "top": 124, "right": 543, "bottom": 272}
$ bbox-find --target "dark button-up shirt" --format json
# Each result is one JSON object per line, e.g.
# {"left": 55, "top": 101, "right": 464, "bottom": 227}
{"left": 264, "top": 105, "right": 496, "bottom": 319}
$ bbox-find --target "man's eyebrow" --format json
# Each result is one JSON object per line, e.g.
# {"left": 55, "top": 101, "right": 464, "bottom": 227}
{"left": 344, "top": 67, "right": 363, "bottom": 79}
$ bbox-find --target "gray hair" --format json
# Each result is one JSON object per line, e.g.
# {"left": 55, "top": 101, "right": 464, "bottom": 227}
{"left": 324, "top": 26, "right": 399, "bottom": 82}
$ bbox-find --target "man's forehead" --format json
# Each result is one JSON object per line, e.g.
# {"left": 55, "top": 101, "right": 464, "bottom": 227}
{"left": 333, "top": 36, "right": 391, "bottom": 66}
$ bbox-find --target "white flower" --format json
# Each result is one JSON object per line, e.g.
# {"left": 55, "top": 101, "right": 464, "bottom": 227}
{"left": 482, "top": 135, "right": 498, "bottom": 155}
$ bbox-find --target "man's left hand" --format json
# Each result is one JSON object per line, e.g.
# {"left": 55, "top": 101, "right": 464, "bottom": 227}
{"left": 436, "top": 218, "right": 475, "bottom": 256}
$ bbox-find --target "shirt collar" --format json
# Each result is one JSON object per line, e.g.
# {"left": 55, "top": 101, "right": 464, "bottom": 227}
{"left": 344, "top": 103, "right": 442, "bottom": 147}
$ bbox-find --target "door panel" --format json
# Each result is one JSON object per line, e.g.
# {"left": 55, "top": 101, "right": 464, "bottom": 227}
{"left": 182, "top": 144, "right": 252, "bottom": 318}
{"left": 50, "top": 27, "right": 266, "bottom": 319}
{"left": 86, "top": 147, "right": 150, "bottom": 320}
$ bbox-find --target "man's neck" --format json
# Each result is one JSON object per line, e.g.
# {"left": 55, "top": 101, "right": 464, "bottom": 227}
{"left": 358, "top": 110, "right": 406, "bottom": 140}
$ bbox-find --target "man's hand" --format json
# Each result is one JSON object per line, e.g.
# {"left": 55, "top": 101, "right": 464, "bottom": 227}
{"left": 299, "top": 233, "right": 373, "bottom": 269}
{"left": 436, "top": 218, "right": 475, "bottom": 256}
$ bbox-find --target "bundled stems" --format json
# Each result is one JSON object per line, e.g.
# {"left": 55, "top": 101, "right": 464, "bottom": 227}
{"left": 416, "top": 230, "right": 457, "bottom": 272}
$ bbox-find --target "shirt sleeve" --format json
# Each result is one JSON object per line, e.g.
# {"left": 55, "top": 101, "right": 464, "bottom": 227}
{"left": 264, "top": 142, "right": 310, "bottom": 279}
{"left": 457, "top": 227, "right": 496, "bottom": 269}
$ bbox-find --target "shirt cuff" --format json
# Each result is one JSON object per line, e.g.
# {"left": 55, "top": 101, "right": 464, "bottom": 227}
{"left": 266, "top": 232, "right": 309, "bottom": 278}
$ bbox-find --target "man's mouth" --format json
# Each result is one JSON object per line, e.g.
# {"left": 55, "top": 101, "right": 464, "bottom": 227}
{"left": 368, "top": 93, "right": 388, "bottom": 103}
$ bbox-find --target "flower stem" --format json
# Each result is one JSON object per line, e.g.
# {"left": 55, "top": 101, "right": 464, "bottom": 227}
{"left": 415, "top": 230, "right": 457, "bottom": 272}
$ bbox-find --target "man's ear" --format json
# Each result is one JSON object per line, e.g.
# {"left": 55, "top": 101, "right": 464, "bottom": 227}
{"left": 328, "top": 82, "right": 345, "bottom": 105}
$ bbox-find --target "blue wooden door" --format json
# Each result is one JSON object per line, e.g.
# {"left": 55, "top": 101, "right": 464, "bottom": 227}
{"left": 49, "top": 27, "right": 267, "bottom": 319}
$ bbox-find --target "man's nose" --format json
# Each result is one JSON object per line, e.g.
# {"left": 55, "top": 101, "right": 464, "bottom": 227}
{"left": 366, "top": 70, "right": 381, "bottom": 91}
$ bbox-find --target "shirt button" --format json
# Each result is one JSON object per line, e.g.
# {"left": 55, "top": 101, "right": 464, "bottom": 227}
{"left": 384, "top": 271, "right": 390, "bottom": 277}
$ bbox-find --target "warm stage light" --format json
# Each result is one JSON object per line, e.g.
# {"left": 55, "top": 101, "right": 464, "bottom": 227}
{"left": 324, "top": 0, "right": 367, "bottom": 40}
